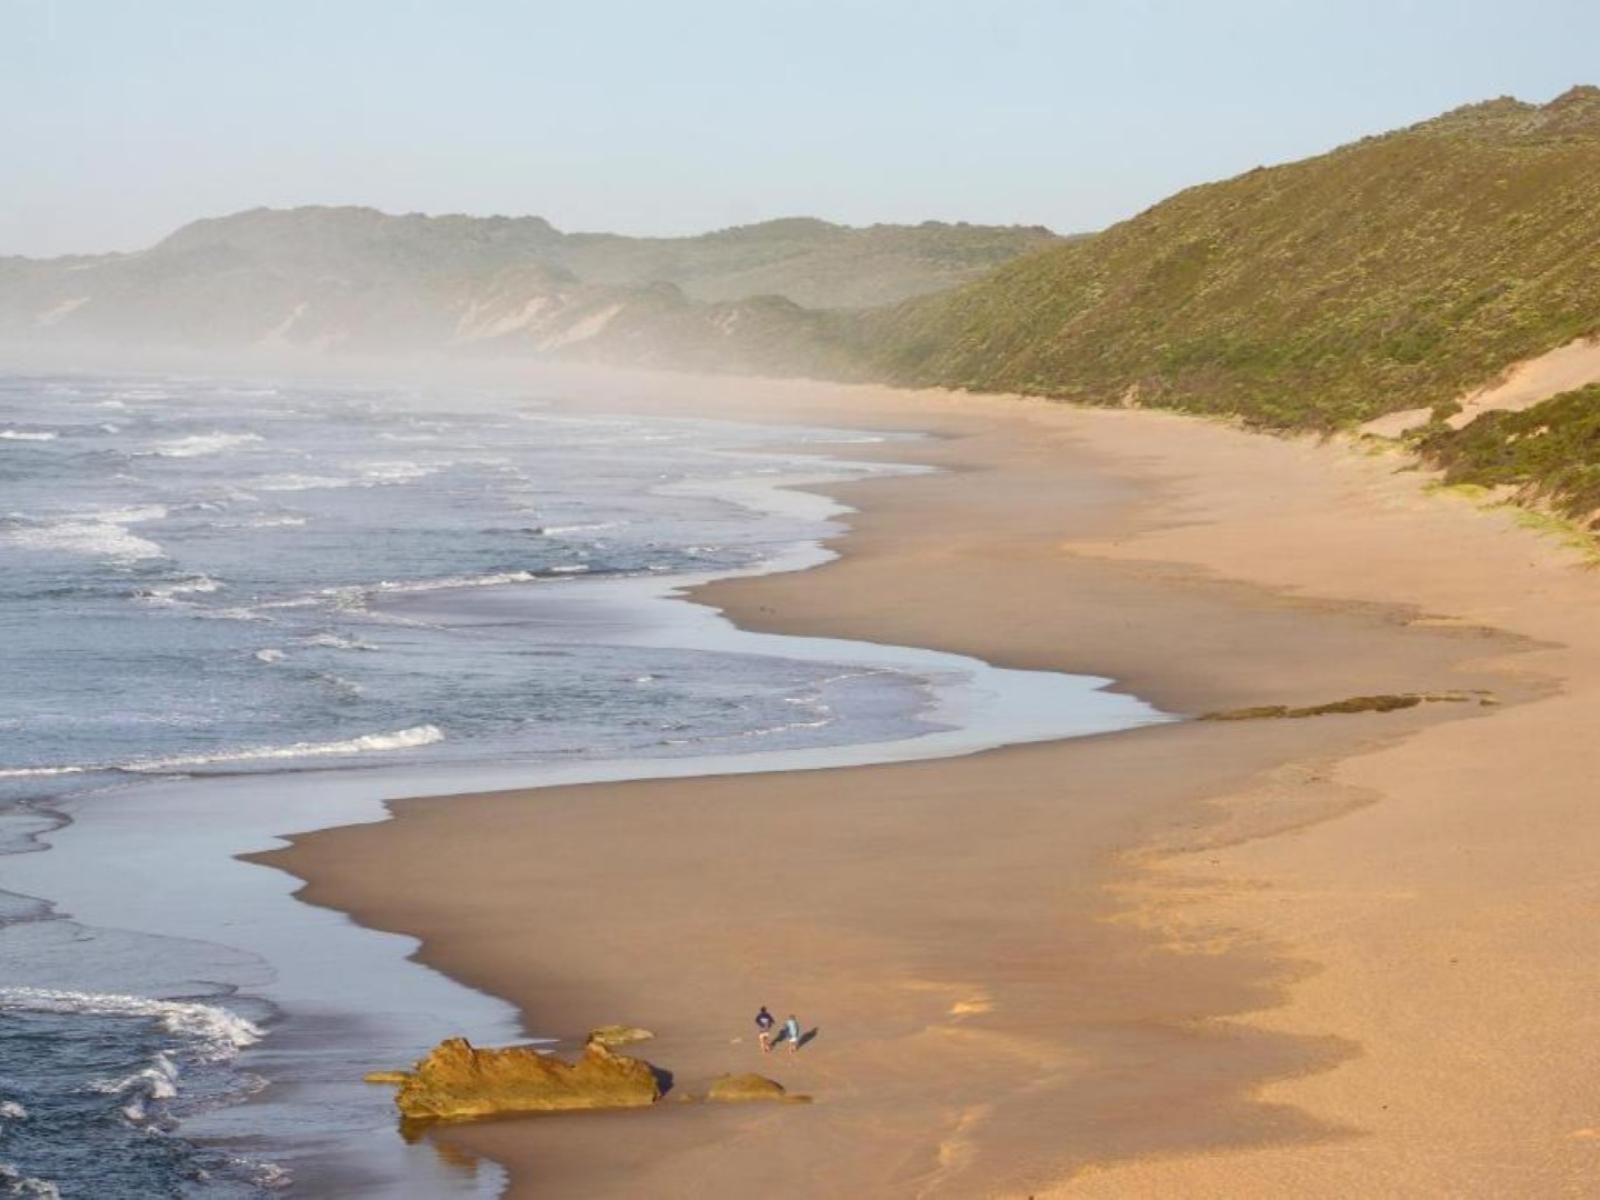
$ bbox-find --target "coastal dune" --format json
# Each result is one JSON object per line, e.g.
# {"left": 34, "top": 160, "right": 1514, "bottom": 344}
{"left": 264, "top": 376, "right": 1597, "bottom": 1196}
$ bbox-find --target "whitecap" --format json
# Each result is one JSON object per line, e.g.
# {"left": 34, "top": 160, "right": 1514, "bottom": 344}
{"left": 218, "top": 514, "right": 307, "bottom": 529}
{"left": 123, "top": 724, "right": 444, "bottom": 772}
{"left": 252, "top": 473, "right": 355, "bottom": 492}
{"left": 0, "top": 1102, "right": 26, "bottom": 1121}
{"left": 2, "top": 520, "right": 165, "bottom": 561}
{"left": 301, "top": 633, "right": 379, "bottom": 651}
{"left": 147, "top": 432, "right": 263, "bottom": 458}
{"left": 84, "top": 504, "right": 166, "bottom": 525}
{"left": 358, "top": 460, "right": 439, "bottom": 484}
{"left": 0, "top": 430, "right": 57, "bottom": 442}
{"left": 193, "top": 605, "right": 275, "bottom": 623}
{"left": 0, "top": 765, "right": 87, "bottom": 780}
{"left": 249, "top": 1160, "right": 293, "bottom": 1191}
{"left": 0, "top": 988, "right": 262, "bottom": 1062}
{"left": 376, "top": 431, "right": 439, "bottom": 443}
{"left": 139, "top": 574, "right": 224, "bottom": 604}
{"left": 94, "top": 1053, "right": 181, "bottom": 1125}
{"left": 541, "top": 521, "right": 623, "bottom": 535}
{"left": 253, "top": 648, "right": 286, "bottom": 664}
{"left": 367, "top": 570, "right": 540, "bottom": 595}
{"left": 0, "top": 1165, "right": 61, "bottom": 1200}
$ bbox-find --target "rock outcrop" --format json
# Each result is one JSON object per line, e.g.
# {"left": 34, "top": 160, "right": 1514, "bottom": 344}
{"left": 586, "top": 1025, "right": 654, "bottom": 1048}
{"left": 706, "top": 1073, "right": 811, "bottom": 1104}
{"left": 1200, "top": 692, "right": 1488, "bottom": 721}
{"left": 377, "top": 1037, "right": 662, "bottom": 1121}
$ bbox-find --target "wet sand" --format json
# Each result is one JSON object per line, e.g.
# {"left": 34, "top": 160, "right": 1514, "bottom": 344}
{"left": 263, "top": 374, "right": 1599, "bottom": 1197}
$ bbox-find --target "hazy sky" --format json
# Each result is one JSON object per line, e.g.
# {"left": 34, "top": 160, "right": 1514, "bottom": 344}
{"left": 5, "top": 0, "right": 1598, "bottom": 256}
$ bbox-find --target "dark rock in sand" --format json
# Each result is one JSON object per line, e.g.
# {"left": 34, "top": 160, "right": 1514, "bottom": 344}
{"left": 1200, "top": 692, "right": 1478, "bottom": 721}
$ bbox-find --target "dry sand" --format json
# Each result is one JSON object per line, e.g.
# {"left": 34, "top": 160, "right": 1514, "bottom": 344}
{"left": 262, "top": 374, "right": 1600, "bottom": 1197}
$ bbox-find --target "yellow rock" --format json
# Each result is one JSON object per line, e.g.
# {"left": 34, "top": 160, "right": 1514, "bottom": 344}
{"left": 379, "top": 1037, "right": 662, "bottom": 1121}
{"left": 706, "top": 1073, "right": 811, "bottom": 1104}
{"left": 586, "top": 1024, "right": 654, "bottom": 1047}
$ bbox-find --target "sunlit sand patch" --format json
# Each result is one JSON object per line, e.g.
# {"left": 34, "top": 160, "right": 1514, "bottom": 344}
{"left": 896, "top": 978, "right": 994, "bottom": 1020}
{"left": 948, "top": 996, "right": 992, "bottom": 1018}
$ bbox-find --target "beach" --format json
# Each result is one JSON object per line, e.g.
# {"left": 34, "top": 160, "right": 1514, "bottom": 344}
{"left": 264, "top": 374, "right": 1599, "bottom": 1197}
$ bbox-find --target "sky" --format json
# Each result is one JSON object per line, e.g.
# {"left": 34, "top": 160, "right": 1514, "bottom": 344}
{"left": 4, "top": 0, "right": 1599, "bottom": 257}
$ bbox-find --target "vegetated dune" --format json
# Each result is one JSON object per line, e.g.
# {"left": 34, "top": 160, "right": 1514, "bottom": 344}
{"left": 1418, "top": 381, "right": 1600, "bottom": 528}
{"left": 854, "top": 86, "right": 1600, "bottom": 431}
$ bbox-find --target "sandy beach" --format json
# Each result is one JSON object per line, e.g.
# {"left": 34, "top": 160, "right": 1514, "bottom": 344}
{"left": 262, "top": 373, "right": 1600, "bottom": 1197}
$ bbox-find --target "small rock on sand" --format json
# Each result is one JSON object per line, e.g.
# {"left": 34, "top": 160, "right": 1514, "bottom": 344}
{"left": 586, "top": 1025, "right": 655, "bottom": 1047}
{"left": 707, "top": 1073, "right": 812, "bottom": 1104}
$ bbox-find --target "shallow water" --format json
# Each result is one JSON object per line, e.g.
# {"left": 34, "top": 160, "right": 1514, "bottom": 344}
{"left": 0, "top": 369, "right": 1170, "bottom": 1196}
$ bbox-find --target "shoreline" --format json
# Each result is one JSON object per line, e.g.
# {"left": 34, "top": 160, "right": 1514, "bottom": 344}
{"left": 0, "top": 386, "right": 1165, "bottom": 1198}
{"left": 264, "top": 374, "right": 1597, "bottom": 1197}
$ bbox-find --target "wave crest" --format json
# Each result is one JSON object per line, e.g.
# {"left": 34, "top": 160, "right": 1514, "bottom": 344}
{"left": 0, "top": 988, "right": 262, "bottom": 1062}
{"left": 147, "top": 432, "right": 263, "bottom": 458}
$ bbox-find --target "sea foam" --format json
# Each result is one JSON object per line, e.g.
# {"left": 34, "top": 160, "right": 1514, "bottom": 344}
{"left": 251, "top": 473, "right": 355, "bottom": 492}
{"left": 1, "top": 520, "right": 165, "bottom": 561}
{"left": 0, "top": 988, "right": 262, "bottom": 1063}
{"left": 0, "top": 1165, "right": 61, "bottom": 1199}
{"left": 0, "top": 725, "right": 444, "bottom": 780}
{"left": 147, "top": 432, "right": 263, "bottom": 458}
{"left": 124, "top": 724, "right": 444, "bottom": 772}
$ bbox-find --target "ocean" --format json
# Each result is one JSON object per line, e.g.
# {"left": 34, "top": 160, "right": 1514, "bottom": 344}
{"left": 0, "top": 369, "right": 1167, "bottom": 1197}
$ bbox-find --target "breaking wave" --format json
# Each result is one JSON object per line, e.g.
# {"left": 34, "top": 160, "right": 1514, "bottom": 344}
{"left": 251, "top": 473, "right": 355, "bottom": 492}
{"left": 0, "top": 724, "right": 445, "bottom": 780}
{"left": 1, "top": 520, "right": 164, "bottom": 562}
{"left": 0, "top": 1164, "right": 61, "bottom": 1199}
{"left": 137, "top": 574, "right": 224, "bottom": 604}
{"left": 301, "top": 632, "right": 379, "bottom": 651}
{"left": 146, "top": 432, "right": 263, "bottom": 458}
{"left": 0, "top": 989, "right": 261, "bottom": 1063}
{"left": 123, "top": 724, "right": 445, "bottom": 771}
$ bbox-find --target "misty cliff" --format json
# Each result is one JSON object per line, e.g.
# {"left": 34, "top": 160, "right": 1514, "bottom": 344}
{"left": 0, "top": 207, "right": 1056, "bottom": 358}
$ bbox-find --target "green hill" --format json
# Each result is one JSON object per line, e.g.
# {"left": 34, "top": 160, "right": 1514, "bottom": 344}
{"left": 853, "top": 86, "right": 1600, "bottom": 430}
{"left": 0, "top": 207, "right": 1056, "bottom": 353}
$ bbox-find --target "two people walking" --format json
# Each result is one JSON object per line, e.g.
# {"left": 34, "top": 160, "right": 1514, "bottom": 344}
{"left": 754, "top": 1005, "right": 803, "bottom": 1054}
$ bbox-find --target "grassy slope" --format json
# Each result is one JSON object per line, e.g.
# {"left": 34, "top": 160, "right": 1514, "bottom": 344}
{"left": 562, "top": 217, "right": 1062, "bottom": 309}
{"left": 853, "top": 87, "right": 1600, "bottom": 430}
